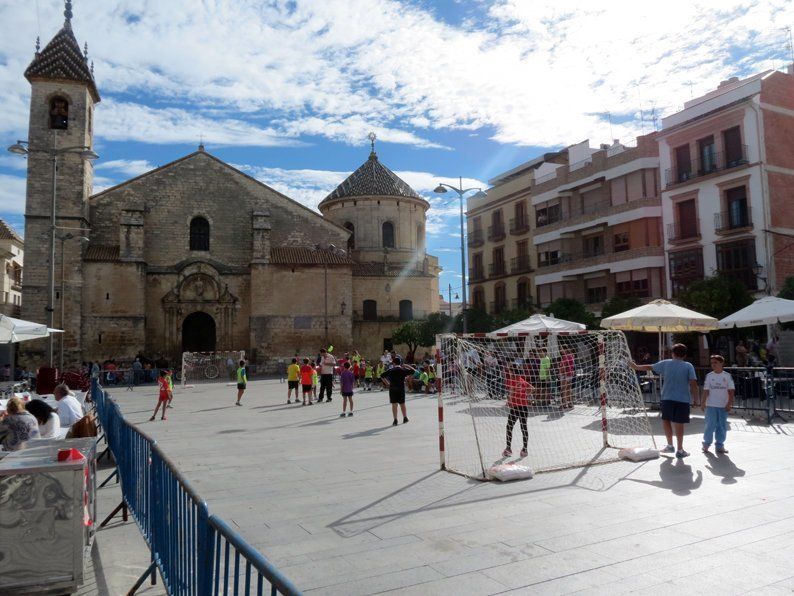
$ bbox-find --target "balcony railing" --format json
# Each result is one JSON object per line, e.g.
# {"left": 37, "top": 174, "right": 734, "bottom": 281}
{"left": 469, "top": 267, "right": 485, "bottom": 282}
{"left": 509, "top": 215, "right": 530, "bottom": 235}
{"left": 488, "top": 262, "right": 507, "bottom": 277}
{"left": 490, "top": 300, "right": 508, "bottom": 315}
{"left": 667, "top": 222, "right": 700, "bottom": 243}
{"left": 510, "top": 255, "right": 533, "bottom": 274}
{"left": 488, "top": 223, "right": 506, "bottom": 242}
{"left": 665, "top": 145, "right": 749, "bottom": 186}
{"left": 715, "top": 206, "right": 752, "bottom": 233}
{"left": 467, "top": 229, "right": 484, "bottom": 248}
{"left": 511, "top": 298, "right": 534, "bottom": 310}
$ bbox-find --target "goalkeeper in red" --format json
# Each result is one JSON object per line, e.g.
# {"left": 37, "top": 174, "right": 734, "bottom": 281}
{"left": 504, "top": 366, "right": 534, "bottom": 458}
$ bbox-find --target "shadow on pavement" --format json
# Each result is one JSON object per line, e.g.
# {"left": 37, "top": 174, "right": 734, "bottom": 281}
{"left": 627, "top": 456, "right": 703, "bottom": 496}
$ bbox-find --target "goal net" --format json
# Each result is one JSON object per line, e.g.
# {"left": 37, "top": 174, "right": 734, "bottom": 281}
{"left": 437, "top": 331, "right": 655, "bottom": 479}
{"left": 180, "top": 351, "right": 246, "bottom": 388}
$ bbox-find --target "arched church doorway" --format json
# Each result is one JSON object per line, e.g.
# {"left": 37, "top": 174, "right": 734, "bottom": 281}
{"left": 182, "top": 312, "right": 216, "bottom": 353}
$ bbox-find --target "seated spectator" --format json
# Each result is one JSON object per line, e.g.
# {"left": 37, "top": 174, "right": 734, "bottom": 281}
{"left": 25, "top": 399, "right": 61, "bottom": 439}
{"left": 0, "top": 397, "right": 40, "bottom": 451}
{"left": 53, "top": 383, "right": 84, "bottom": 428}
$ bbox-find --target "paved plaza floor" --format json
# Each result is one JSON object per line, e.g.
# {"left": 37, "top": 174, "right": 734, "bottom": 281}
{"left": 109, "top": 379, "right": 794, "bottom": 595}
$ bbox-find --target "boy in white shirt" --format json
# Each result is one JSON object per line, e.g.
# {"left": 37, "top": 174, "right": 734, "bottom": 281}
{"left": 701, "top": 354, "right": 734, "bottom": 454}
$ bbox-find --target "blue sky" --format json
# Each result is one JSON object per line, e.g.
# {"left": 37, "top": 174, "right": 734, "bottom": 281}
{"left": 1, "top": 0, "right": 793, "bottom": 296}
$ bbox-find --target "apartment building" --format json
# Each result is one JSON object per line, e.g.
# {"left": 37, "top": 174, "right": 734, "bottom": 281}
{"left": 531, "top": 135, "right": 664, "bottom": 314}
{"left": 467, "top": 153, "right": 565, "bottom": 315}
{"left": 658, "top": 68, "right": 794, "bottom": 296}
{"left": 0, "top": 219, "right": 24, "bottom": 318}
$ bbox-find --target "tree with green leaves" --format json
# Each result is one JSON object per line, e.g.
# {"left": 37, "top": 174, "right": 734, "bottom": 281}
{"left": 600, "top": 296, "right": 643, "bottom": 320}
{"left": 544, "top": 298, "right": 598, "bottom": 328}
{"left": 391, "top": 313, "right": 455, "bottom": 361}
{"left": 778, "top": 276, "right": 794, "bottom": 300}
{"left": 676, "top": 274, "right": 753, "bottom": 320}
{"left": 453, "top": 308, "right": 495, "bottom": 333}
{"left": 391, "top": 320, "right": 424, "bottom": 361}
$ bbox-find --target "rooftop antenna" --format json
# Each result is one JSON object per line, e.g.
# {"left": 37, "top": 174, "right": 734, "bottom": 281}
{"left": 686, "top": 81, "right": 694, "bottom": 99}
{"left": 198, "top": 134, "right": 205, "bottom": 151}
{"left": 650, "top": 102, "right": 658, "bottom": 131}
{"left": 786, "top": 27, "right": 794, "bottom": 66}
{"left": 606, "top": 111, "right": 614, "bottom": 140}
{"left": 636, "top": 84, "right": 645, "bottom": 133}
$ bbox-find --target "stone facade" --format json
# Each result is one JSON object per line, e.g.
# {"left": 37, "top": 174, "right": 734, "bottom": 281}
{"left": 18, "top": 19, "right": 440, "bottom": 370}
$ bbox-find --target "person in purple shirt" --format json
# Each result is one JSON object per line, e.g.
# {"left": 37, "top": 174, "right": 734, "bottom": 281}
{"left": 340, "top": 361, "right": 355, "bottom": 418}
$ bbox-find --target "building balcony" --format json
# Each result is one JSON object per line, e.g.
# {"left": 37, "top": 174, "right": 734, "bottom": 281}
{"left": 467, "top": 229, "right": 484, "bottom": 248}
{"left": 665, "top": 145, "right": 749, "bottom": 187}
{"left": 510, "top": 255, "right": 533, "bottom": 274}
{"left": 487, "top": 223, "right": 506, "bottom": 242}
{"left": 535, "top": 211, "right": 563, "bottom": 228}
{"left": 511, "top": 298, "right": 534, "bottom": 310}
{"left": 715, "top": 207, "right": 752, "bottom": 235}
{"left": 469, "top": 267, "right": 485, "bottom": 282}
{"left": 667, "top": 223, "right": 700, "bottom": 244}
{"left": 488, "top": 262, "right": 507, "bottom": 278}
{"left": 509, "top": 215, "right": 530, "bottom": 235}
{"left": 534, "top": 196, "right": 660, "bottom": 235}
{"left": 536, "top": 245, "right": 664, "bottom": 274}
{"left": 490, "top": 300, "right": 508, "bottom": 315}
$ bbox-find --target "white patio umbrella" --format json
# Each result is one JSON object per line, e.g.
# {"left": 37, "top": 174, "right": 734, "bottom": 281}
{"left": 1, "top": 315, "right": 63, "bottom": 380}
{"left": 601, "top": 299, "right": 718, "bottom": 358}
{"left": 718, "top": 296, "right": 794, "bottom": 328}
{"left": 493, "top": 313, "right": 586, "bottom": 334}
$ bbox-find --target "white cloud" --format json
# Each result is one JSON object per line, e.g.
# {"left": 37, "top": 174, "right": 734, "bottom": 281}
{"left": 96, "top": 159, "right": 155, "bottom": 178}
{"left": 0, "top": 173, "right": 26, "bottom": 214}
{"left": 1, "top": 0, "right": 791, "bottom": 151}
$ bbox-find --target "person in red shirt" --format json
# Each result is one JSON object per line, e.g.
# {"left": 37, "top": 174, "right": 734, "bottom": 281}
{"left": 149, "top": 369, "right": 171, "bottom": 421}
{"left": 299, "top": 358, "right": 314, "bottom": 406}
{"left": 503, "top": 367, "right": 534, "bottom": 457}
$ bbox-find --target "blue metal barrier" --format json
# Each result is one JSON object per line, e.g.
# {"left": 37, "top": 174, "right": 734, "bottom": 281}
{"left": 91, "top": 380, "right": 301, "bottom": 595}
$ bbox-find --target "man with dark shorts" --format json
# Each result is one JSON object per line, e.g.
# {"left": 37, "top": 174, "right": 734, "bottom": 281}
{"left": 631, "top": 343, "right": 698, "bottom": 458}
{"left": 317, "top": 348, "right": 336, "bottom": 403}
{"left": 380, "top": 356, "right": 414, "bottom": 426}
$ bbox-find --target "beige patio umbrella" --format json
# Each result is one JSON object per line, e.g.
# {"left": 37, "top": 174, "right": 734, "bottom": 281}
{"left": 600, "top": 299, "right": 718, "bottom": 358}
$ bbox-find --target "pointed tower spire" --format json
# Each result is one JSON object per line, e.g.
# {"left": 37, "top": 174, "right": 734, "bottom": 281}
{"left": 35, "top": 36, "right": 41, "bottom": 55}
{"left": 368, "top": 132, "right": 377, "bottom": 160}
{"left": 83, "top": 42, "right": 88, "bottom": 60}
{"left": 64, "top": 0, "right": 73, "bottom": 27}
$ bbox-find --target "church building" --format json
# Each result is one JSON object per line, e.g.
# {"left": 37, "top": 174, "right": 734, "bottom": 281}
{"left": 18, "top": 5, "right": 440, "bottom": 369}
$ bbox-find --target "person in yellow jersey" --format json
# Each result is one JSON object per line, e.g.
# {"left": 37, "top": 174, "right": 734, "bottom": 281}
{"left": 166, "top": 369, "right": 175, "bottom": 409}
{"left": 235, "top": 360, "right": 247, "bottom": 406}
{"left": 286, "top": 358, "right": 301, "bottom": 404}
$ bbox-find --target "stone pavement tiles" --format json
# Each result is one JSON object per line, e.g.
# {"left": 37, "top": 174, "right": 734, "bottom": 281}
{"left": 77, "top": 465, "right": 166, "bottom": 595}
{"left": 108, "top": 379, "right": 794, "bottom": 594}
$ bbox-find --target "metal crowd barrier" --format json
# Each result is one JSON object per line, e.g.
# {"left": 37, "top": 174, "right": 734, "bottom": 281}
{"left": 637, "top": 366, "right": 793, "bottom": 424}
{"left": 91, "top": 379, "right": 301, "bottom": 595}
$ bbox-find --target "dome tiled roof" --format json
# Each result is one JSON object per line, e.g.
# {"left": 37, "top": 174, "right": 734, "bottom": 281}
{"left": 24, "top": 20, "right": 100, "bottom": 102}
{"left": 321, "top": 151, "right": 422, "bottom": 204}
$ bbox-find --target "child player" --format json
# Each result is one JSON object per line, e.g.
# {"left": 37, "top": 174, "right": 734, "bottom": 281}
{"left": 300, "top": 358, "right": 314, "bottom": 406}
{"left": 235, "top": 359, "right": 247, "bottom": 406}
{"left": 364, "top": 360, "right": 374, "bottom": 391}
{"left": 340, "top": 361, "right": 355, "bottom": 417}
{"left": 312, "top": 364, "right": 319, "bottom": 402}
{"left": 701, "top": 354, "right": 734, "bottom": 454}
{"left": 150, "top": 369, "right": 171, "bottom": 421}
{"left": 166, "top": 369, "right": 175, "bottom": 408}
{"left": 286, "top": 358, "right": 300, "bottom": 404}
{"left": 503, "top": 365, "right": 533, "bottom": 457}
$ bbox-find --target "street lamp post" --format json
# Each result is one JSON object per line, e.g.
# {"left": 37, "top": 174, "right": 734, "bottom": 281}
{"left": 8, "top": 135, "right": 99, "bottom": 367}
{"left": 434, "top": 178, "right": 485, "bottom": 334}
{"left": 316, "top": 243, "right": 346, "bottom": 345}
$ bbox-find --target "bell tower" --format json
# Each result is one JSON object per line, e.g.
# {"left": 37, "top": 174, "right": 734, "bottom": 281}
{"left": 19, "top": 0, "right": 100, "bottom": 366}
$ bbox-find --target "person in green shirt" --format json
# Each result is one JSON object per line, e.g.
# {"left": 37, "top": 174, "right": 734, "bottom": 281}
{"left": 235, "top": 360, "right": 247, "bottom": 406}
{"left": 538, "top": 350, "right": 552, "bottom": 404}
{"left": 364, "top": 362, "right": 375, "bottom": 391}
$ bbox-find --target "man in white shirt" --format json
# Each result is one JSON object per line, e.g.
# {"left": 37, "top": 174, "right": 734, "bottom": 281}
{"left": 53, "top": 383, "right": 84, "bottom": 428}
{"left": 317, "top": 348, "right": 336, "bottom": 403}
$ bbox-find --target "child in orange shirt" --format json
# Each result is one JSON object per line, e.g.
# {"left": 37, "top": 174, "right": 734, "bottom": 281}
{"left": 150, "top": 369, "right": 171, "bottom": 421}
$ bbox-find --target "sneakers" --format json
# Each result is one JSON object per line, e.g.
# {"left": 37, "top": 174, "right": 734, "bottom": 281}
{"left": 675, "top": 450, "right": 690, "bottom": 459}
{"left": 716, "top": 446, "right": 729, "bottom": 454}
{"left": 502, "top": 448, "right": 512, "bottom": 457}
{"left": 403, "top": 417, "right": 409, "bottom": 424}
{"left": 339, "top": 413, "right": 346, "bottom": 418}
{"left": 347, "top": 412, "right": 354, "bottom": 417}
{"left": 702, "top": 443, "right": 711, "bottom": 453}
{"left": 520, "top": 448, "right": 528, "bottom": 457}
{"left": 661, "top": 445, "right": 675, "bottom": 454}
{"left": 167, "top": 404, "right": 174, "bottom": 409}
{"left": 287, "top": 400, "right": 292, "bottom": 404}
{"left": 149, "top": 416, "right": 156, "bottom": 421}
{"left": 392, "top": 419, "right": 398, "bottom": 426}
{"left": 235, "top": 402, "right": 242, "bottom": 406}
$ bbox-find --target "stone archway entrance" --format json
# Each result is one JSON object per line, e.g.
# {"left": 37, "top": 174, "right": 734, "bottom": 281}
{"left": 181, "top": 311, "right": 217, "bottom": 353}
